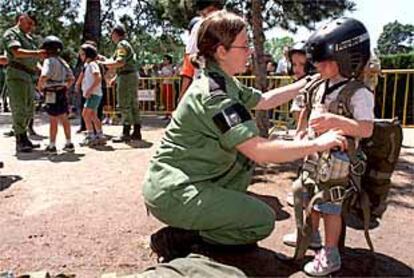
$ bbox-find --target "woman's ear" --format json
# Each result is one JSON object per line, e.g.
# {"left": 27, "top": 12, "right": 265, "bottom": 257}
{"left": 215, "top": 44, "right": 227, "bottom": 61}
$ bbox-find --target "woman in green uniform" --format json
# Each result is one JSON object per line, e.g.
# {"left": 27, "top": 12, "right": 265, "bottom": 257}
{"left": 143, "top": 10, "right": 347, "bottom": 261}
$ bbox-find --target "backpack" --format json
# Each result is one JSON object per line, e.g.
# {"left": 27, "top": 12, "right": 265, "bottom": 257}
{"left": 332, "top": 81, "right": 403, "bottom": 222}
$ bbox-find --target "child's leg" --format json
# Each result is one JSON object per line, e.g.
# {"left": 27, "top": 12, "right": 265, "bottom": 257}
{"left": 49, "top": 116, "right": 58, "bottom": 145}
{"left": 91, "top": 111, "right": 102, "bottom": 133}
{"left": 323, "top": 213, "right": 342, "bottom": 247}
{"left": 311, "top": 209, "right": 321, "bottom": 235}
{"left": 82, "top": 108, "right": 93, "bottom": 133}
{"left": 59, "top": 114, "right": 72, "bottom": 143}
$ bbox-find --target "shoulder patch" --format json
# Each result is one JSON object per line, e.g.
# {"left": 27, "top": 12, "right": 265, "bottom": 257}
{"left": 213, "top": 103, "right": 252, "bottom": 133}
{"left": 116, "top": 47, "right": 127, "bottom": 56}
{"left": 208, "top": 72, "right": 226, "bottom": 93}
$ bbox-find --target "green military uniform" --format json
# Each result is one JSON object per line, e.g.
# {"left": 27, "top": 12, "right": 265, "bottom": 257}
{"left": 114, "top": 39, "right": 140, "bottom": 125}
{"left": 2, "top": 26, "right": 38, "bottom": 135}
{"left": 143, "top": 62, "right": 275, "bottom": 245}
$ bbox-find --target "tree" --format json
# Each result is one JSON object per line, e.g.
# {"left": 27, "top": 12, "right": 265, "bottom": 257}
{"left": 377, "top": 21, "right": 414, "bottom": 55}
{"left": 83, "top": 0, "right": 101, "bottom": 44}
{"left": 264, "top": 36, "right": 294, "bottom": 61}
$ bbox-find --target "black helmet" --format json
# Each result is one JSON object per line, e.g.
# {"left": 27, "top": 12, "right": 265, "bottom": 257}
{"left": 41, "top": 35, "right": 64, "bottom": 54}
{"left": 195, "top": 0, "right": 225, "bottom": 11}
{"left": 306, "top": 17, "right": 370, "bottom": 78}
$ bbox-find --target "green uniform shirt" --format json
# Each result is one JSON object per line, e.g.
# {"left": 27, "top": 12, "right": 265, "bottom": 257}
{"left": 144, "top": 62, "right": 262, "bottom": 204}
{"left": 2, "top": 26, "right": 38, "bottom": 81}
{"left": 113, "top": 39, "right": 137, "bottom": 74}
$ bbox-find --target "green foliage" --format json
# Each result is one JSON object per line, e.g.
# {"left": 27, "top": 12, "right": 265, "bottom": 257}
{"left": 380, "top": 52, "right": 414, "bottom": 69}
{"left": 264, "top": 36, "right": 293, "bottom": 61}
{"left": 377, "top": 21, "right": 414, "bottom": 55}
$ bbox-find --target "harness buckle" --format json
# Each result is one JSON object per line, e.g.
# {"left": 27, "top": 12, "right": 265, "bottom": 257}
{"left": 351, "top": 160, "right": 366, "bottom": 176}
{"left": 329, "top": 186, "right": 346, "bottom": 203}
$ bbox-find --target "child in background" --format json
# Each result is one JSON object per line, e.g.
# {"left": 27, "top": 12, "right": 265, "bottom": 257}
{"left": 38, "top": 36, "right": 75, "bottom": 154}
{"left": 78, "top": 43, "right": 105, "bottom": 146}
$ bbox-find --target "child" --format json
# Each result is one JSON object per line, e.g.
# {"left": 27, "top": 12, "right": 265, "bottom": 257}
{"left": 283, "top": 17, "right": 375, "bottom": 276}
{"left": 78, "top": 43, "right": 105, "bottom": 146}
{"left": 38, "top": 36, "right": 75, "bottom": 154}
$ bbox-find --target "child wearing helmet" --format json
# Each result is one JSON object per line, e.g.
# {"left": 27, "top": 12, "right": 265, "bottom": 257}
{"left": 37, "top": 35, "right": 75, "bottom": 154}
{"left": 283, "top": 17, "right": 375, "bottom": 276}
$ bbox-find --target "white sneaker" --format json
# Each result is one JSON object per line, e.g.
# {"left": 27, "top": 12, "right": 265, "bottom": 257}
{"left": 282, "top": 230, "right": 322, "bottom": 249}
{"left": 304, "top": 247, "right": 341, "bottom": 276}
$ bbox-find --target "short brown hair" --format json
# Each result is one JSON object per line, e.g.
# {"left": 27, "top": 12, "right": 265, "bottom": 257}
{"left": 196, "top": 10, "right": 246, "bottom": 64}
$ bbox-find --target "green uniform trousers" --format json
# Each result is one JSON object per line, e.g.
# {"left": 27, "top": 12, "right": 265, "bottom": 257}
{"left": 139, "top": 253, "right": 246, "bottom": 277}
{"left": 146, "top": 181, "right": 275, "bottom": 245}
{"left": 6, "top": 78, "right": 34, "bottom": 135}
{"left": 117, "top": 73, "right": 140, "bottom": 125}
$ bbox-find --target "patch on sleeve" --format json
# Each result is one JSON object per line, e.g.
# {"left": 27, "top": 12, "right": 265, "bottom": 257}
{"left": 116, "top": 47, "right": 127, "bottom": 57}
{"left": 213, "top": 103, "right": 252, "bottom": 133}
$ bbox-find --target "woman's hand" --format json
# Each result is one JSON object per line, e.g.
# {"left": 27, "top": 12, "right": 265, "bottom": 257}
{"left": 314, "top": 130, "right": 347, "bottom": 152}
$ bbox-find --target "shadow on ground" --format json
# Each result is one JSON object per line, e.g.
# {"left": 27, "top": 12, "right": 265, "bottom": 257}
{"left": 0, "top": 175, "right": 22, "bottom": 191}
{"left": 16, "top": 150, "right": 85, "bottom": 162}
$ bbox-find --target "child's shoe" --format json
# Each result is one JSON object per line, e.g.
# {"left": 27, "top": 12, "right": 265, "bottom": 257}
{"left": 45, "top": 145, "right": 57, "bottom": 154}
{"left": 80, "top": 135, "right": 95, "bottom": 147}
{"left": 94, "top": 134, "right": 107, "bottom": 145}
{"left": 63, "top": 142, "right": 75, "bottom": 152}
{"left": 304, "top": 247, "right": 341, "bottom": 276}
{"left": 282, "top": 230, "right": 322, "bottom": 249}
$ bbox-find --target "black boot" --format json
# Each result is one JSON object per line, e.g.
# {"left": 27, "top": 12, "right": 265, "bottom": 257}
{"left": 28, "top": 118, "right": 38, "bottom": 136}
{"left": 22, "top": 133, "right": 40, "bottom": 149}
{"left": 112, "top": 125, "right": 131, "bottom": 143}
{"left": 15, "top": 134, "right": 32, "bottom": 153}
{"left": 130, "top": 124, "right": 142, "bottom": 141}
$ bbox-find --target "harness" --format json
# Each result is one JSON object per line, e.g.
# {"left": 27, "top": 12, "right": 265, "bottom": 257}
{"left": 293, "top": 79, "right": 374, "bottom": 260}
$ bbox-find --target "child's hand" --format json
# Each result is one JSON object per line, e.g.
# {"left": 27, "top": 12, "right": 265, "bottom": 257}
{"left": 309, "top": 113, "right": 342, "bottom": 135}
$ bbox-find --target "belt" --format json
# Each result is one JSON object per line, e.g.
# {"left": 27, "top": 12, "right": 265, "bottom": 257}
{"left": 8, "top": 61, "right": 37, "bottom": 75}
{"left": 118, "top": 69, "right": 136, "bottom": 75}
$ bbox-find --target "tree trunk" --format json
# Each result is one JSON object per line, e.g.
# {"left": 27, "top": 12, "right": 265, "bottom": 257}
{"left": 83, "top": 0, "right": 101, "bottom": 44}
{"left": 251, "top": 0, "right": 270, "bottom": 137}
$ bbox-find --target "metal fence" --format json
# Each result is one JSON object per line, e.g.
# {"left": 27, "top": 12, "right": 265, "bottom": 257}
{"left": 103, "top": 70, "right": 414, "bottom": 128}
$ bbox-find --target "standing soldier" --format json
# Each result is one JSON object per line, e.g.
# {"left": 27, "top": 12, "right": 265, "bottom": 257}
{"left": 100, "top": 25, "right": 141, "bottom": 142}
{"left": 2, "top": 12, "right": 46, "bottom": 152}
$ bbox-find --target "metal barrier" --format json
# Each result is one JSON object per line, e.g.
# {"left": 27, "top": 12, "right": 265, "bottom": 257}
{"left": 102, "top": 70, "right": 414, "bottom": 128}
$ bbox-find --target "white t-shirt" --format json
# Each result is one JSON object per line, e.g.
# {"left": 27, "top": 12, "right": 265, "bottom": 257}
{"left": 81, "top": 61, "right": 102, "bottom": 97}
{"left": 276, "top": 56, "right": 290, "bottom": 75}
{"left": 185, "top": 19, "right": 203, "bottom": 55}
{"left": 309, "top": 78, "right": 375, "bottom": 122}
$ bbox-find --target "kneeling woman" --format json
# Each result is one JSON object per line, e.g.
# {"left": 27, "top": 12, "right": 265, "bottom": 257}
{"left": 143, "top": 10, "right": 346, "bottom": 259}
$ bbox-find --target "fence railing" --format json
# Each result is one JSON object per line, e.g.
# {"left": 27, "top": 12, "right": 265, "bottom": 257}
{"left": 103, "top": 70, "right": 414, "bottom": 128}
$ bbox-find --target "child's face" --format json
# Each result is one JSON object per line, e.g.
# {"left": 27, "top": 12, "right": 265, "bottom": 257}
{"left": 79, "top": 50, "right": 86, "bottom": 62}
{"left": 314, "top": 60, "right": 340, "bottom": 80}
{"left": 291, "top": 52, "right": 307, "bottom": 79}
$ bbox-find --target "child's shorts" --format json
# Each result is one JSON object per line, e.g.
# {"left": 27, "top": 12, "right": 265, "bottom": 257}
{"left": 84, "top": 95, "right": 102, "bottom": 112}
{"left": 314, "top": 201, "right": 342, "bottom": 215}
{"left": 44, "top": 87, "right": 69, "bottom": 116}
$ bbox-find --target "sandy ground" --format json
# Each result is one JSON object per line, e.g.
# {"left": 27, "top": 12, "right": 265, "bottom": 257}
{"left": 0, "top": 112, "right": 413, "bottom": 277}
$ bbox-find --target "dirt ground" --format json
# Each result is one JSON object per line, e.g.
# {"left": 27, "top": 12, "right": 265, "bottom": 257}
{"left": 0, "top": 112, "right": 413, "bottom": 277}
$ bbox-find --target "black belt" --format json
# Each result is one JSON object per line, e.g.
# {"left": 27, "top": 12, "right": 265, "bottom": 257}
{"left": 118, "top": 70, "right": 136, "bottom": 75}
{"left": 8, "top": 61, "right": 37, "bottom": 75}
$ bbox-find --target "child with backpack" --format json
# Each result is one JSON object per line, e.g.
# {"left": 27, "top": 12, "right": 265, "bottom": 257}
{"left": 282, "top": 17, "right": 375, "bottom": 276}
{"left": 78, "top": 43, "right": 105, "bottom": 146}
{"left": 37, "top": 36, "right": 75, "bottom": 154}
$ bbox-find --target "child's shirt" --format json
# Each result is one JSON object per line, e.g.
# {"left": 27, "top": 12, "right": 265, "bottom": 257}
{"left": 41, "top": 57, "right": 74, "bottom": 89}
{"left": 309, "top": 77, "right": 375, "bottom": 125}
{"left": 81, "top": 61, "right": 102, "bottom": 97}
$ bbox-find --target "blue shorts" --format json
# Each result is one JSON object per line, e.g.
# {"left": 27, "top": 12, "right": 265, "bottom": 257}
{"left": 314, "top": 201, "right": 342, "bottom": 215}
{"left": 84, "top": 95, "right": 102, "bottom": 111}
